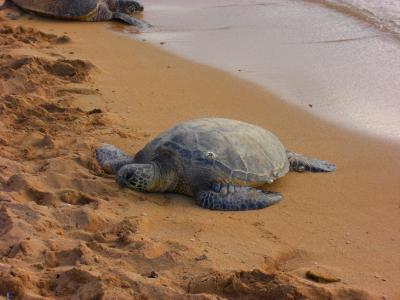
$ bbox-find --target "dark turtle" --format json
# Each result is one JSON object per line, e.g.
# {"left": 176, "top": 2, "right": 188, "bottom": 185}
{"left": 8, "top": 0, "right": 149, "bottom": 28}
{"left": 96, "top": 118, "right": 336, "bottom": 211}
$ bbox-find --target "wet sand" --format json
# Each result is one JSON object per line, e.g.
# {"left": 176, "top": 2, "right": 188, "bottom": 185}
{"left": 0, "top": 6, "right": 399, "bottom": 300}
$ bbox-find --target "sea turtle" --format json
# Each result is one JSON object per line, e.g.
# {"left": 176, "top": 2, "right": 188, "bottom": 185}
{"left": 7, "top": 0, "right": 149, "bottom": 27}
{"left": 96, "top": 118, "right": 336, "bottom": 211}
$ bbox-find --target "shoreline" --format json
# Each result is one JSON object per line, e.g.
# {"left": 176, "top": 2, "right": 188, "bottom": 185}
{"left": 0, "top": 9, "right": 399, "bottom": 300}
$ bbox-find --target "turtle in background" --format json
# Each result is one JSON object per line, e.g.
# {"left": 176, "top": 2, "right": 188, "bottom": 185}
{"left": 5, "top": 0, "right": 149, "bottom": 28}
{"left": 96, "top": 118, "right": 336, "bottom": 211}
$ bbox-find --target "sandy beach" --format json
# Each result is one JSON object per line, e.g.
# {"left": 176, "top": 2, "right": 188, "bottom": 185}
{"left": 0, "top": 3, "right": 399, "bottom": 300}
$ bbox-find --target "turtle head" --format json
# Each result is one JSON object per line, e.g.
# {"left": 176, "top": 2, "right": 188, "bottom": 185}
{"left": 117, "top": 161, "right": 178, "bottom": 193}
{"left": 117, "top": 0, "right": 144, "bottom": 14}
{"left": 117, "top": 163, "right": 158, "bottom": 192}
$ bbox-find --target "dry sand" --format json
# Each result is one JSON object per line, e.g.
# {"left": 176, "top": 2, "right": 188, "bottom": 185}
{"left": 0, "top": 7, "right": 399, "bottom": 300}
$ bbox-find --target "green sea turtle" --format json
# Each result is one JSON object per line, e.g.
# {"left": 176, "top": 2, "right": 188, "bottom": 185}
{"left": 96, "top": 118, "right": 336, "bottom": 211}
{"left": 7, "top": 0, "right": 149, "bottom": 27}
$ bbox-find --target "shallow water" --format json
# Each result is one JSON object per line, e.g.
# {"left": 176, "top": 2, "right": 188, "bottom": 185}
{"left": 132, "top": 0, "right": 400, "bottom": 141}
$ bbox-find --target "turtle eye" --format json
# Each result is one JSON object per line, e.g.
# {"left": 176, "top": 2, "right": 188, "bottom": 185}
{"left": 117, "top": 167, "right": 133, "bottom": 187}
{"left": 126, "top": 172, "right": 133, "bottom": 180}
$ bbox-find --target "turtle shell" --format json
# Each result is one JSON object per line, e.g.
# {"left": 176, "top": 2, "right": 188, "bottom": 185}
{"left": 12, "top": 0, "right": 98, "bottom": 19}
{"left": 138, "top": 118, "right": 290, "bottom": 185}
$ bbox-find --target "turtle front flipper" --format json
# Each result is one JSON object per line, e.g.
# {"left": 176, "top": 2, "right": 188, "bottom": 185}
{"left": 111, "top": 12, "right": 151, "bottom": 29}
{"left": 195, "top": 184, "right": 282, "bottom": 211}
{"left": 287, "top": 151, "right": 336, "bottom": 173}
{"left": 96, "top": 144, "right": 134, "bottom": 174}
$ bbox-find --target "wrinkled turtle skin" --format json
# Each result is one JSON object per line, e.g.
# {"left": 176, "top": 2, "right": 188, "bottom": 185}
{"left": 10, "top": 0, "right": 149, "bottom": 28}
{"left": 96, "top": 118, "right": 336, "bottom": 211}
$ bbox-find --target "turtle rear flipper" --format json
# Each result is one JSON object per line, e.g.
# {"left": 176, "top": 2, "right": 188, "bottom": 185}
{"left": 111, "top": 12, "right": 151, "bottom": 29}
{"left": 287, "top": 151, "right": 336, "bottom": 173}
{"left": 195, "top": 184, "right": 282, "bottom": 211}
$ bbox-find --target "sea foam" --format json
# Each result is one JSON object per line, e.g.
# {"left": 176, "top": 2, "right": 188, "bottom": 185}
{"left": 312, "top": 0, "right": 400, "bottom": 35}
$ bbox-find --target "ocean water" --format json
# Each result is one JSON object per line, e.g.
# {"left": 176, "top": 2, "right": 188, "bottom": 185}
{"left": 132, "top": 0, "right": 400, "bottom": 140}
{"left": 314, "top": 0, "right": 400, "bottom": 35}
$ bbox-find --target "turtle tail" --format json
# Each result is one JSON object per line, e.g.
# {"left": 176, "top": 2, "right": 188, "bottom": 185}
{"left": 287, "top": 151, "right": 336, "bottom": 172}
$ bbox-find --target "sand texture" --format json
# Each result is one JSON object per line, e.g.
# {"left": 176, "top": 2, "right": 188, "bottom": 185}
{"left": 0, "top": 7, "right": 399, "bottom": 300}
